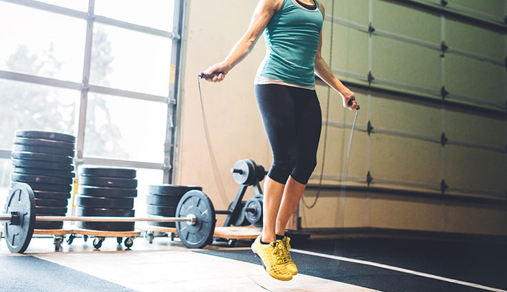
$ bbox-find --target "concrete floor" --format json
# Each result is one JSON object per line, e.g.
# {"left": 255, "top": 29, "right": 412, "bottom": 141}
{"left": 0, "top": 234, "right": 377, "bottom": 292}
{"left": 1, "top": 232, "right": 506, "bottom": 292}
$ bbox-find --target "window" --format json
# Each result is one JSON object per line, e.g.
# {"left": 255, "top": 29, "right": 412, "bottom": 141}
{"left": 0, "top": 0, "right": 183, "bottom": 214}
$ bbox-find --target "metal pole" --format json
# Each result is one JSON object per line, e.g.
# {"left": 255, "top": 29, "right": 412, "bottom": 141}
{"left": 0, "top": 215, "right": 11, "bottom": 222}
{"left": 36, "top": 215, "right": 195, "bottom": 223}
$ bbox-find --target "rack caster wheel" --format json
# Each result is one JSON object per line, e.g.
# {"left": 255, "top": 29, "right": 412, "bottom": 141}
{"left": 145, "top": 232, "right": 154, "bottom": 244}
{"left": 54, "top": 236, "right": 63, "bottom": 251}
{"left": 124, "top": 237, "right": 134, "bottom": 249}
{"left": 83, "top": 235, "right": 88, "bottom": 242}
{"left": 93, "top": 237, "right": 104, "bottom": 249}
{"left": 117, "top": 237, "right": 123, "bottom": 245}
{"left": 67, "top": 234, "right": 75, "bottom": 245}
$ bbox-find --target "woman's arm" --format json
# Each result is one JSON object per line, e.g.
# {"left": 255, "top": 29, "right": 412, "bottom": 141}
{"left": 203, "top": 0, "right": 282, "bottom": 83}
{"left": 314, "top": 3, "right": 359, "bottom": 110}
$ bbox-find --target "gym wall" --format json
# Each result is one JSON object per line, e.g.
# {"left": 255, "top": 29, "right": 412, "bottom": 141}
{"left": 177, "top": 0, "right": 507, "bottom": 236}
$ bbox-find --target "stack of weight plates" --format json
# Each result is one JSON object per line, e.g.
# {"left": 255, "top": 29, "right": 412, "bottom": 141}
{"left": 146, "top": 185, "right": 202, "bottom": 228}
{"left": 10, "top": 130, "right": 76, "bottom": 229}
{"left": 76, "top": 168, "right": 137, "bottom": 231}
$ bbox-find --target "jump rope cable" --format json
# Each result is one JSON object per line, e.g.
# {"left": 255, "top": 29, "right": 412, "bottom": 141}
{"left": 302, "top": 0, "right": 336, "bottom": 209}
{"left": 197, "top": 77, "right": 230, "bottom": 208}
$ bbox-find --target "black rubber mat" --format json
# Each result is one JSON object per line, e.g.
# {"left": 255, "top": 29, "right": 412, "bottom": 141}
{"left": 0, "top": 256, "right": 136, "bottom": 292}
{"left": 197, "top": 238, "right": 507, "bottom": 292}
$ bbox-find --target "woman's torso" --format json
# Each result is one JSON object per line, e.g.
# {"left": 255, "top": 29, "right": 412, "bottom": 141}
{"left": 255, "top": 0, "right": 323, "bottom": 89}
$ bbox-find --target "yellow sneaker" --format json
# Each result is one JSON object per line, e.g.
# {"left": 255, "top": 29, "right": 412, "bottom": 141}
{"left": 251, "top": 235, "right": 293, "bottom": 281}
{"left": 281, "top": 237, "right": 298, "bottom": 275}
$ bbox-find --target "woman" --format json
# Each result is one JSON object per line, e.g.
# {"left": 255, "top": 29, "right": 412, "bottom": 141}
{"left": 202, "top": 0, "right": 359, "bottom": 281}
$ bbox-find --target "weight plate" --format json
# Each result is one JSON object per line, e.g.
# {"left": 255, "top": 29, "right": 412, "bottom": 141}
{"left": 12, "top": 159, "right": 74, "bottom": 171}
{"left": 11, "top": 151, "right": 74, "bottom": 164}
{"left": 76, "top": 207, "right": 135, "bottom": 217}
{"left": 175, "top": 190, "right": 216, "bottom": 249}
{"left": 32, "top": 190, "right": 71, "bottom": 200}
{"left": 4, "top": 183, "right": 36, "bottom": 253}
{"left": 11, "top": 182, "right": 72, "bottom": 193}
{"left": 34, "top": 221, "right": 64, "bottom": 230}
{"left": 78, "top": 186, "right": 137, "bottom": 198}
{"left": 146, "top": 194, "right": 181, "bottom": 206}
{"left": 76, "top": 195, "right": 134, "bottom": 209}
{"left": 148, "top": 185, "right": 202, "bottom": 197}
{"left": 76, "top": 221, "right": 135, "bottom": 232}
{"left": 35, "top": 198, "right": 68, "bottom": 208}
{"left": 80, "top": 176, "right": 137, "bottom": 189}
{"left": 14, "top": 167, "right": 75, "bottom": 178}
{"left": 80, "top": 167, "right": 136, "bottom": 178}
{"left": 231, "top": 159, "right": 255, "bottom": 185}
{"left": 14, "top": 137, "right": 75, "bottom": 150}
{"left": 255, "top": 164, "right": 267, "bottom": 183}
{"left": 11, "top": 173, "right": 73, "bottom": 186}
{"left": 245, "top": 197, "right": 263, "bottom": 227}
{"left": 146, "top": 205, "right": 177, "bottom": 217}
{"left": 14, "top": 144, "right": 75, "bottom": 157}
{"left": 228, "top": 201, "right": 249, "bottom": 227}
{"left": 15, "top": 130, "right": 76, "bottom": 143}
{"left": 36, "top": 206, "right": 68, "bottom": 216}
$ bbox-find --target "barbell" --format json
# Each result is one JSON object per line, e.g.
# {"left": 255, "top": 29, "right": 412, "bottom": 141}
{"left": 1, "top": 183, "right": 216, "bottom": 253}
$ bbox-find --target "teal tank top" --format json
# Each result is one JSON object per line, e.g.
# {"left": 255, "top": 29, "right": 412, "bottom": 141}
{"left": 256, "top": 0, "right": 323, "bottom": 87}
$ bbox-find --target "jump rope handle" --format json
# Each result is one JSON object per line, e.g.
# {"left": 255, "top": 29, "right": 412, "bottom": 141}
{"left": 198, "top": 72, "right": 223, "bottom": 79}
{"left": 348, "top": 98, "right": 360, "bottom": 110}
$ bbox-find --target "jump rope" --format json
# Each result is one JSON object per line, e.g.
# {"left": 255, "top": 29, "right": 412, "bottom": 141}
{"left": 197, "top": 72, "right": 359, "bottom": 212}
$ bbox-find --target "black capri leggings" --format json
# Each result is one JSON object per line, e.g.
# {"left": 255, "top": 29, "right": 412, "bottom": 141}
{"left": 255, "top": 84, "right": 322, "bottom": 185}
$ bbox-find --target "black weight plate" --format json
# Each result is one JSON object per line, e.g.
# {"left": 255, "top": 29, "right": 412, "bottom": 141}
{"left": 11, "top": 173, "right": 73, "bottom": 186}
{"left": 14, "top": 137, "right": 75, "bottom": 150}
{"left": 34, "top": 221, "right": 64, "bottom": 230}
{"left": 76, "top": 195, "right": 134, "bottom": 209}
{"left": 14, "top": 167, "right": 75, "bottom": 178}
{"left": 35, "top": 198, "right": 68, "bottom": 207}
{"left": 36, "top": 206, "right": 68, "bottom": 216}
{"left": 80, "top": 176, "right": 137, "bottom": 189}
{"left": 12, "top": 159, "right": 74, "bottom": 171}
{"left": 80, "top": 167, "right": 136, "bottom": 178}
{"left": 76, "top": 221, "right": 135, "bottom": 232}
{"left": 76, "top": 207, "right": 135, "bottom": 217}
{"left": 228, "top": 201, "right": 249, "bottom": 227}
{"left": 148, "top": 185, "right": 202, "bottom": 197}
{"left": 78, "top": 186, "right": 137, "bottom": 198}
{"left": 11, "top": 182, "right": 72, "bottom": 193}
{"left": 146, "top": 205, "right": 177, "bottom": 217}
{"left": 245, "top": 197, "right": 263, "bottom": 227}
{"left": 14, "top": 144, "right": 75, "bottom": 157}
{"left": 231, "top": 159, "right": 256, "bottom": 185}
{"left": 175, "top": 190, "right": 216, "bottom": 249}
{"left": 32, "top": 190, "right": 71, "bottom": 200}
{"left": 15, "top": 130, "right": 76, "bottom": 143}
{"left": 148, "top": 221, "right": 175, "bottom": 228}
{"left": 4, "top": 183, "right": 36, "bottom": 253}
{"left": 11, "top": 151, "right": 74, "bottom": 164}
{"left": 146, "top": 194, "right": 181, "bottom": 206}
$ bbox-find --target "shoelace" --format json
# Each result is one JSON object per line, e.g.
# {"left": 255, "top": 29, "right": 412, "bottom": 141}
{"left": 283, "top": 238, "right": 293, "bottom": 263}
{"left": 271, "top": 241, "right": 286, "bottom": 265}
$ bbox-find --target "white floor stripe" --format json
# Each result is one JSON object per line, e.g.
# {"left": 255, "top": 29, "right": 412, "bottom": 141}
{"left": 292, "top": 249, "right": 507, "bottom": 292}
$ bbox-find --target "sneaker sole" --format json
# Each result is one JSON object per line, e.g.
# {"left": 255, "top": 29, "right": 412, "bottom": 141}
{"left": 251, "top": 246, "right": 292, "bottom": 281}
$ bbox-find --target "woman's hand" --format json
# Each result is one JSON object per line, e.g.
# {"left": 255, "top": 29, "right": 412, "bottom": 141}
{"left": 342, "top": 90, "right": 359, "bottom": 111}
{"left": 201, "top": 62, "right": 231, "bottom": 83}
